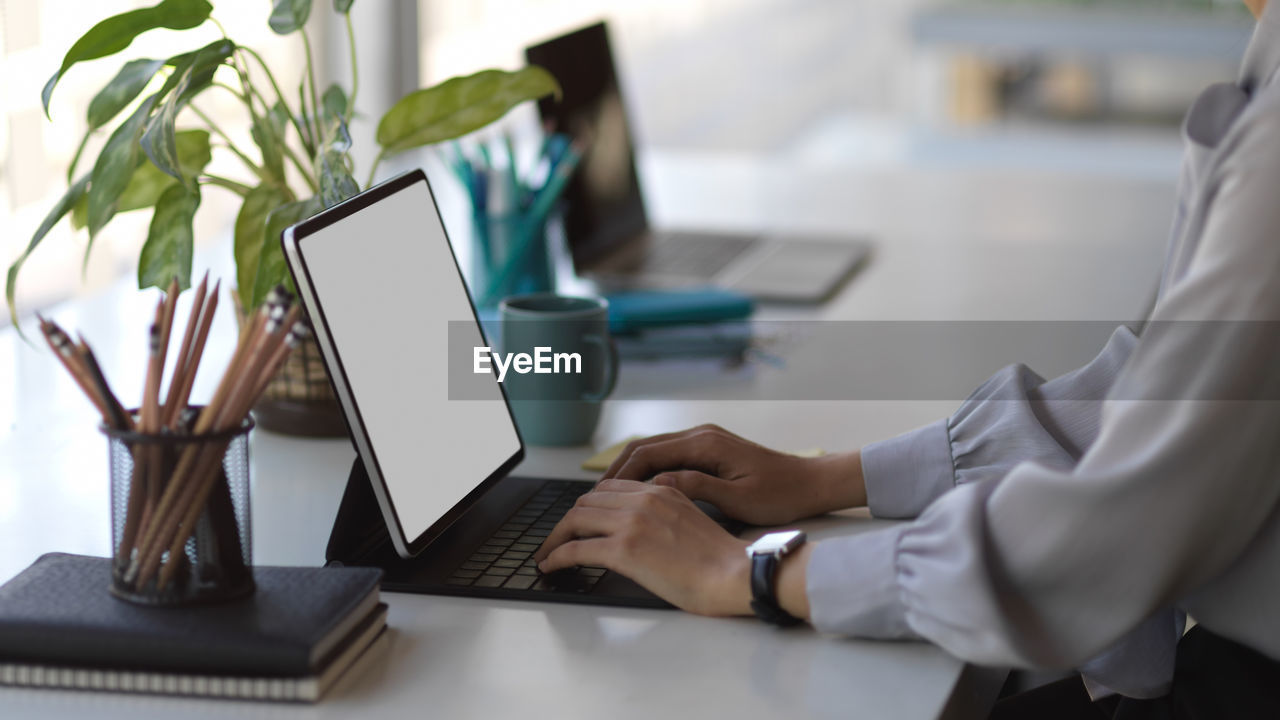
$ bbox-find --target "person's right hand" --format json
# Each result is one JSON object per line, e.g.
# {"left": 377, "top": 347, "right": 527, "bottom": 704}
{"left": 600, "top": 424, "right": 866, "bottom": 525}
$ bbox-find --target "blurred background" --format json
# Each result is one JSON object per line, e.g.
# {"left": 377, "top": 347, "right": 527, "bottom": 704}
{"left": 0, "top": 0, "right": 1255, "bottom": 321}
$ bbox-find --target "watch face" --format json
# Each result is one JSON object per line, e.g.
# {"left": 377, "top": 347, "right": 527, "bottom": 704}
{"left": 748, "top": 529, "right": 805, "bottom": 556}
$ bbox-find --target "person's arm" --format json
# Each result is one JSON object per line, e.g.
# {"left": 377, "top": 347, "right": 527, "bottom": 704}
{"left": 860, "top": 325, "right": 1137, "bottom": 519}
{"left": 802, "top": 110, "right": 1280, "bottom": 672}
{"left": 534, "top": 107, "right": 1280, "bottom": 689}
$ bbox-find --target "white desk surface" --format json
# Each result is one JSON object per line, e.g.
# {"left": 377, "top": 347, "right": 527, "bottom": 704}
{"left": 0, "top": 152, "right": 1174, "bottom": 719}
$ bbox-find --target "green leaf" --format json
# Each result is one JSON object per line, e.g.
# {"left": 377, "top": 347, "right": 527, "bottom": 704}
{"left": 269, "top": 0, "right": 312, "bottom": 35}
{"left": 123, "top": 129, "right": 211, "bottom": 211}
{"left": 376, "top": 67, "right": 560, "bottom": 155}
{"left": 334, "top": 0, "right": 354, "bottom": 14}
{"left": 252, "top": 197, "right": 319, "bottom": 307}
{"left": 6, "top": 176, "right": 91, "bottom": 329}
{"left": 87, "top": 94, "right": 158, "bottom": 239}
{"left": 268, "top": 101, "right": 290, "bottom": 137}
{"left": 72, "top": 129, "right": 210, "bottom": 230}
{"left": 41, "top": 0, "right": 213, "bottom": 116}
{"left": 138, "top": 184, "right": 200, "bottom": 291}
{"left": 67, "top": 129, "right": 93, "bottom": 183}
{"left": 319, "top": 151, "right": 358, "bottom": 209}
{"left": 171, "top": 39, "right": 234, "bottom": 106}
{"left": 141, "top": 67, "right": 192, "bottom": 186}
{"left": 87, "top": 58, "right": 166, "bottom": 129}
{"left": 322, "top": 83, "right": 347, "bottom": 122}
{"left": 251, "top": 114, "right": 285, "bottom": 184}
{"left": 233, "top": 184, "right": 290, "bottom": 298}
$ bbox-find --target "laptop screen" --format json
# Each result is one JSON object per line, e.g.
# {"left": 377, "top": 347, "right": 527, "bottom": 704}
{"left": 526, "top": 21, "right": 648, "bottom": 267}
{"left": 285, "top": 172, "right": 523, "bottom": 555}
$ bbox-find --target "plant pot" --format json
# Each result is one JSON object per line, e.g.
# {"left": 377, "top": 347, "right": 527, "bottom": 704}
{"left": 234, "top": 291, "right": 348, "bottom": 438}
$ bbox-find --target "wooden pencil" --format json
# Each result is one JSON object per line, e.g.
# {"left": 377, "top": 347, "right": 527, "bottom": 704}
{"left": 166, "top": 281, "right": 220, "bottom": 430}
{"left": 38, "top": 316, "right": 111, "bottom": 423}
{"left": 39, "top": 281, "right": 302, "bottom": 593}
{"left": 128, "top": 298, "right": 276, "bottom": 587}
{"left": 162, "top": 273, "right": 208, "bottom": 425}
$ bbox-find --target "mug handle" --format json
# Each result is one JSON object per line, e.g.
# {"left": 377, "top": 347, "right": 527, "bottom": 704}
{"left": 582, "top": 334, "right": 618, "bottom": 402}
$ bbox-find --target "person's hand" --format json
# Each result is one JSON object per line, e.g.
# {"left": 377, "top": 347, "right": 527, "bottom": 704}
{"left": 532, "top": 479, "right": 753, "bottom": 615}
{"left": 601, "top": 424, "right": 866, "bottom": 525}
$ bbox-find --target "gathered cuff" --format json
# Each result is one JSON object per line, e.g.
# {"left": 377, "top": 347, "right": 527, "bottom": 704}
{"left": 806, "top": 526, "right": 915, "bottom": 638}
{"left": 861, "top": 419, "right": 956, "bottom": 519}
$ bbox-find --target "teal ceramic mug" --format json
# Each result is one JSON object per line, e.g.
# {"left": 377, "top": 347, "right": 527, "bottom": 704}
{"left": 499, "top": 294, "right": 619, "bottom": 446}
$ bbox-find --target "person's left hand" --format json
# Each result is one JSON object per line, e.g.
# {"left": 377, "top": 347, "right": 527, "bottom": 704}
{"left": 531, "top": 479, "right": 753, "bottom": 616}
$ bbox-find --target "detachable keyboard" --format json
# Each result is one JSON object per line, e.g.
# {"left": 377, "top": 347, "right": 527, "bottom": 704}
{"left": 444, "top": 481, "right": 606, "bottom": 593}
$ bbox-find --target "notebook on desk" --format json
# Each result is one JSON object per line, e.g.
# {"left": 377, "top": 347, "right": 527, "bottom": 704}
{"left": 0, "top": 554, "right": 386, "bottom": 702}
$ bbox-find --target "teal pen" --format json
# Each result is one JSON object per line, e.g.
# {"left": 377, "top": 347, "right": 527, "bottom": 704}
{"left": 526, "top": 142, "right": 581, "bottom": 225}
{"left": 481, "top": 144, "right": 583, "bottom": 305}
{"left": 443, "top": 143, "right": 471, "bottom": 194}
{"left": 501, "top": 132, "right": 524, "bottom": 210}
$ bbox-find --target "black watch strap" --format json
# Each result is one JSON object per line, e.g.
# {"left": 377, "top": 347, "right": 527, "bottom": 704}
{"left": 749, "top": 553, "right": 803, "bottom": 627}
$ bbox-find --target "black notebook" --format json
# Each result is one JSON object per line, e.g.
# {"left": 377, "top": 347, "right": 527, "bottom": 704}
{"left": 0, "top": 553, "right": 385, "bottom": 702}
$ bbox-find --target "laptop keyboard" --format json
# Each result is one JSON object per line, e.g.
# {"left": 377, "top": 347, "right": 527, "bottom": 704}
{"left": 444, "top": 481, "right": 607, "bottom": 593}
{"left": 638, "top": 233, "right": 754, "bottom": 277}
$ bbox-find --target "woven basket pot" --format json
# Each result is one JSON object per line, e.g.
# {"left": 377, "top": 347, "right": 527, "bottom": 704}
{"left": 234, "top": 291, "right": 347, "bottom": 437}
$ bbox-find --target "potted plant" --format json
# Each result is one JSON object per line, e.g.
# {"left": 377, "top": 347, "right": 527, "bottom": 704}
{"left": 6, "top": 0, "right": 558, "bottom": 435}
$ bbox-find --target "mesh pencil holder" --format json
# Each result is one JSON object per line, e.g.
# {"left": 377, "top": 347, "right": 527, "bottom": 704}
{"left": 103, "top": 408, "right": 255, "bottom": 607}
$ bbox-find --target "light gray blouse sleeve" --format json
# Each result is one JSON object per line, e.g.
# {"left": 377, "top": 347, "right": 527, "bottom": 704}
{"left": 860, "top": 327, "right": 1137, "bottom": 520}
{"left": 807, "top": 106, "right": 1280, "bottom": 693}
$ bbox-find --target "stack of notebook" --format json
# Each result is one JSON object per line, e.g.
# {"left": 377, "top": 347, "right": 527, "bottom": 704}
{"left": 0, "top": 553, "right": 385, "bottom": 702}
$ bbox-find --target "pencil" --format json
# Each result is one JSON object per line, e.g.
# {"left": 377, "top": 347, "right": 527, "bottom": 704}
{"left": 162, "top": 273, "right": 208, "bottom": 424}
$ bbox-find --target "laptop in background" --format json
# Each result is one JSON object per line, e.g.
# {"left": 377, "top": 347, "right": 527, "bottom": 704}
{"left": 525, "top": 21, "right": 871, "bottom": 304}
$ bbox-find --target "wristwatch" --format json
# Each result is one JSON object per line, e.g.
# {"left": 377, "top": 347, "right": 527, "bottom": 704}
{"left": 745, "top": 529, "right": 807, "bottom": 626}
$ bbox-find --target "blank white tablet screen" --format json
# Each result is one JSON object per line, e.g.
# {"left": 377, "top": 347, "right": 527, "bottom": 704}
{"left": 296, "top": 178, "right": 520, "bottom": 542}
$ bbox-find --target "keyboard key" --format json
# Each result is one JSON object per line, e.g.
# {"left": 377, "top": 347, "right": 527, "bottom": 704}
{"left": 468, "top": 553, "right": 499, "bottom": 564}
{"left": 460, "top": 561, "right": 489, "bottom": 571}
{"left": 492, "top": 530, "right": 520, "bottom": 540}
{"left": 500, "top": 523, "right": 530, "bottom": 533}
{"left": 492, "top": 558, "right": 522, "bottom": 569}
{"left": 510, "top": 543, "right": 539, "bottom": 553}
{"left": 524, "top": 528, "right": 550, "bottom": 538}
{"left": 478, "top": 543, "right": 509, "bottom": 554}
{"left": 474, "top": 575, "right": 506, "bottom": 588}
{"left": 502, "top": 550, "right": 531, "bottom": 561}
{"left": 503, "top": 575, "right": 537, "bottom": 590}
{"left": 485, "top": 565, "right": 516, "bottom": 578}
{"left": 530, "top": 579, "right": 553, "bottom": 591}
{"left": 579, "top": 567, "right": 607, "bottom": 577}
{"left": 445, "top": 576, "right": 474, "bottom": 586}
{"left": 451, "top": 568, "right": 483, "bottom": 579}
{"left": 515, "top": 566, "right": 538, "bottom": 576}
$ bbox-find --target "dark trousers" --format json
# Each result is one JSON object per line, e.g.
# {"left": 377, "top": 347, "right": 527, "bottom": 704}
{"left": 990, "top": 626, "right": 1280, "bottom": 720}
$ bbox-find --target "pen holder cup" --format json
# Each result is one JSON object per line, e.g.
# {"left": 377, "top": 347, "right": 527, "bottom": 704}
{"left": 468, "top": 211, "right": 565, "bottom": 309}
{"left": 103, "top": 411, "right": 255, "bottom": 607}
